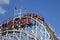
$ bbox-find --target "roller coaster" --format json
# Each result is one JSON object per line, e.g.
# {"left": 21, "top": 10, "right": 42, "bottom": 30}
{"left": 0, "top": 9, "right": 59, "bottom": 40}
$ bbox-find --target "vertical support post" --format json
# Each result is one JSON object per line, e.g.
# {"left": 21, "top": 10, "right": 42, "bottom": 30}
{"left": 27, "top": 31, "right": 29, "bottom": 40}
{"left": 45, "top": 28, "right": 46, "bottom": 40}
{"left": 5, "top": 34, "right": 7, "bottom": 40}
{"left": 14, "top": 9, "right": 22, "bottom": 40}
{"left": 5, "top": 25, "right": 8, "bottom": 40}
{"left": 40, "top": 25, "right": 43, "bottom": 40}
{"left": 20, "top": 9, "right": 21, "bottom": 40}
{"left": 26, "top": 15, "right": 29, "bottom": 40}
{"left": 35, "top": 18, "right": 38, "bottom": 40}
{"left": 18, "top": 9, "right": 22, "bottom": 40}
{"left": 13, "top": 31, "right": 15, "bottom": 40}
{"left": 41, "top": 21, "right": 47, "bottom": 40}
{"left": 20, "top": 32, "right": 21, "bottom": 40}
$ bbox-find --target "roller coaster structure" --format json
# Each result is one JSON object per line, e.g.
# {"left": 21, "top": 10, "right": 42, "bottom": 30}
{"left": 0, "top": 9, "right": 59, "bottom": 40}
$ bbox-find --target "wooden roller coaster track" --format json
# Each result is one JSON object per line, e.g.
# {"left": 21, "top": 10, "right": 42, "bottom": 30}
{"left": 0, "top": 13, "right": 59, "bottom": 40}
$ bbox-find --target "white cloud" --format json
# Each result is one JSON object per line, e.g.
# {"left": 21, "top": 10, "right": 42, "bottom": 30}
{"left": 0, "top": 0, "right": 10, "bottom": 5}
{"left": 0, "top": 0, "right": 10, "bottom": 14}
{"left": 0, "top": 7, "right": 6, "bottom": 14}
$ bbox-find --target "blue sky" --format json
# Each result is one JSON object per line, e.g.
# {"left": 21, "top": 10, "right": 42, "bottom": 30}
{"left": 0, "top": 0, "right": 60, "bottom": 37}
